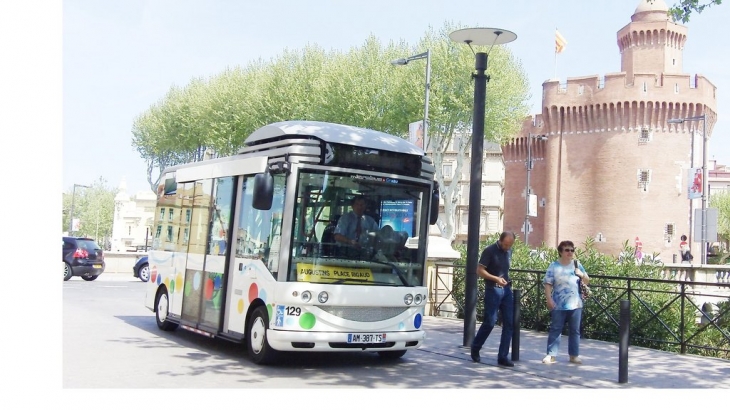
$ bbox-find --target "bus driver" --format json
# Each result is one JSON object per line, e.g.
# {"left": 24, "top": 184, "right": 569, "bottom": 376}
{"left": 333, "top": 195, "right": 378, "bottom": 249}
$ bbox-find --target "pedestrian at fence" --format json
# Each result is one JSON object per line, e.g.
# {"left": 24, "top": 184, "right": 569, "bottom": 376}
{"left": 470, "top": 231, "right": 516, "bottom": 367}
{"left": 542, "top": 240, "right": 589, "bottom": 365}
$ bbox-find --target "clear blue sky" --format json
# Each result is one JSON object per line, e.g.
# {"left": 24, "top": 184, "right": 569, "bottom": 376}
{"left": 62, "top": 0, "right": 730, "bottom": 195}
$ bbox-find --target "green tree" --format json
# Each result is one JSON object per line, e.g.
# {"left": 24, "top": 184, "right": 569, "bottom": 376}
{"left": 709, "top": 191, "right": 730, "bottom": 262}
{"left": 62, "top": 177, "right": 117, "bottom": 244}
{"left": 131, "top": 22, "right": 530, "bottom": 239}
{"left": 668, "top": 0, "right": 723, "bottom": 22}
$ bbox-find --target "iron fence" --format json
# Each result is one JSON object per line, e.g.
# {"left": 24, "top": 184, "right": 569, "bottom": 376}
{"left": 432, "top": 264, "right": 730, "bottom": 359}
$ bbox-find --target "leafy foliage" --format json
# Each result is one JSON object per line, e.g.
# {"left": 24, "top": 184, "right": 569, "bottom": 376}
{"left": 668, "top": 0, "right": 723, "bottom": 22}
{"left": 446, "top": 235, "right": 730, "bottom": 358}
{"left": 62, "top": 177, "right": 117, "bottom": 245}
{"left": 131, "top": 22, "right": 530, "bottom": 240}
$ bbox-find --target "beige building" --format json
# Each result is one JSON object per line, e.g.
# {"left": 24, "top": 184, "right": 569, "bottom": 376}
{"left": 111, "top": 178, "right": 157, "bottom": 252}
{"left": 429, "top": 133, "right": 505, "bottom": 244}
{"left": 503, "top": 0, "right": 718, "bottom": 263}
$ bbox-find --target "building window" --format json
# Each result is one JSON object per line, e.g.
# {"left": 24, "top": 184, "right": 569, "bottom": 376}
{"left": 672, "top": 58, "right": 676, "bottom": 66}
{"left": 159, "top": 208, "right": 165, "bottom": 221}
{"left": 128, "top": 226, "right": 131, "bottom": 236}
{"left": 443, "top": 163, "right": 453, "bottom": 178}
{"left": 185, "top": 209, "right": 191, "bottom": 224}
{"left": 155, "top": 225, "right": 161, "bottom": 238}
{"left": 166, "top": 226, "right": 173, "bottom": 242}
{"left": 639, "top": 127, "right": 651, "bottom": 143}
{"left": 664, "top": 223, "right": 676, "bottom": 241}
{"left": 168, "top": 208, "right": 174, "bottom": 221}
{"left": 642, "top": 82, "right": 647, "bottom": 93}
{"left": 674, "top": 83, "right": 679, "bottom": 93}
{"left": 578, "top": 85, "right": 584, "bottom": 95}
{"left": 637, "top": 169, "right": 651, "bottom": 191}
{"left": 183, "top": 228, "right": 189, "bottom": 244}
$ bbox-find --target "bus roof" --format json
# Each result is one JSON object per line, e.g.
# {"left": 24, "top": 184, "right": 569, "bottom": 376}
{"left": 243, "top": 121, "right": 425, "bottom": 156}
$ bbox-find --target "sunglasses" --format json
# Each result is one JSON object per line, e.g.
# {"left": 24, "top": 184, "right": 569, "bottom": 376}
{"left": 561, "top": 248, "right": 575, "bottom": 252}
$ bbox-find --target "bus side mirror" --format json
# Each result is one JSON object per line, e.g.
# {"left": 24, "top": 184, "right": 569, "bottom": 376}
{"left": 253, "top": 172, "right": 273, "bottom": 210}
{"left": 429, "top": 181, "right": 439, "bottom": 225}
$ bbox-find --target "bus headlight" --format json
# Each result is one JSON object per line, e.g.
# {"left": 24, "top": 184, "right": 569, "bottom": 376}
{"left": 318, "top": 291, "right": 329, "bottom": 303}
{"left": 301, "top": 291, "right": 312, "bottom": 303}
{"left": 414, "top": 294, "right": 423, "bottom": 305}
{"left": 404, "top": 294, "right": 413, "bottom": 305}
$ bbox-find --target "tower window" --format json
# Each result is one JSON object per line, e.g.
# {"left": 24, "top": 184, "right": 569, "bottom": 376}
{"left": 639, "top": 127, "right": 651, "bottom": 143}
{"left": 675, "top": 83, "right": 679, "bottom": 93}
{"left": 637, "top": 169, "right": 651, "bottom": 191}
{"left": 672, "top": 58, "right": 676, "bottom": 66}
{"left": 664, "top": 223, "right": 676, "bottom": 241}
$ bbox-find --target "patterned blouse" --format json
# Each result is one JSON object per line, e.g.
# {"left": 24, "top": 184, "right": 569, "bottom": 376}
{"left": 543, "top": 260, "right": 588, "bottom": 311}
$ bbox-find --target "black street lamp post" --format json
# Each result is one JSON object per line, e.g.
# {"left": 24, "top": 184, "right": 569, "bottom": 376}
{"left": 449, "top": 27, "right": 517, "bottom": 347}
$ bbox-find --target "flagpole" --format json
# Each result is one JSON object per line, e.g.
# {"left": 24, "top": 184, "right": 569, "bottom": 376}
{"left": 554, "top": 50, "right": 557, "bottom": 79}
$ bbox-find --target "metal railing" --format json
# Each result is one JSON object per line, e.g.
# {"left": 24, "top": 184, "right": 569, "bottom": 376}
{"left": 432, "top": 263, "right": 730, "bottom": 359}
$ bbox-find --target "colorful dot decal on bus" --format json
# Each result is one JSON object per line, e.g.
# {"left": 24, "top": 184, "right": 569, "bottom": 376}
{"left": 237, "top": 299, "right": 244, "bottom": 314}
{"left": 151, "top": 267, "right": 157, "bottom": 283}
{"left": 204, "top": 278, "right": 214, "bottom": 300}
{"left": 184, "top": 281, "right": 192, "bottom": 297}
{"left": 299, "top": 312, "right": 316, "bottom": 329}
{"left": 259, "top": 288, "right": 267, "bottom": 303}
{"left": 248, "top": 283, "right": 258, "bottom": 303}
{"left": 414, "top": 313, "right": 422, "bottom": 329}
{"left": 267, "top": 304, "right": 273, "bottom": 319}
{"left": 286, "top": 316, "right": 295, "bottom": 326}
{"left": 175, "top": 274, "right": 182, "bottom": 293}
{"left": 169, "top": 276, "right": 175, "bottom": 293}
{"left": 399, "top": 322, "right": 405, "bottom": 330}
{"left": 213, "top": 275, "right": 221, "bottom": 290}
{"left": 193, "top": 271, "right": 202, "bottom": 291}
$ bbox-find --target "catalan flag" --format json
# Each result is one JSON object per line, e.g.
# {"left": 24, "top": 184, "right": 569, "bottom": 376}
{"left": 555, "top": 29, "right": 567, "bottom": 54}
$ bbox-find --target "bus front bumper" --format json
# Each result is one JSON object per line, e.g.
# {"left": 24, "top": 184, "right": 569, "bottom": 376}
{"left": 267, "top": 329, "right": 426, "bottom": 352}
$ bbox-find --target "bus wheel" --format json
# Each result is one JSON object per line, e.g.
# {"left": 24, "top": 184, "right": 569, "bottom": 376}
{"left": 247, "top": 306, "right": 277, "bottom": 365}
{"left": 155, "top": 289, "right": 178, "bottom": 331}
{"left": 63, "top": 263, "right": 73, "bottom": 281}
{"left": 377, "top": 350, "right": 407, "bottom": 360}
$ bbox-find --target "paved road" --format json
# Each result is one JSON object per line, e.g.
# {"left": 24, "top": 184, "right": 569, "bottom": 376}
{"left": 61, "top": 272, "right": 730, "bottom": 393}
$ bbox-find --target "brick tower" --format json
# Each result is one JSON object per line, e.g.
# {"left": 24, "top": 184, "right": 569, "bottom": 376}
{"left": 503, "top": 0, "right": 717, "bottom": 262}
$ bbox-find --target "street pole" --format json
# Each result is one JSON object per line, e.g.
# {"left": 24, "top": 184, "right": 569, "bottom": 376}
{"left": 391, "top": 50, "right": 430, "bottom": 150}
{"left": 525, "top": 135, "right": 532, "bottom": 247}
{"left": 668, "top": 114, "right": 708, "bottom": 264}
{"left": 423, "top": 49, "right": 431, "bottom": 151}
{"left": 464, "top": 51, "right": 488, "bottom": 347}
{"left": 701, "top": 115, "right": 707, "bottom": 265}
{"left": 68, "top": 183, "right": 90, "bottom": 234}
{"left": 448, "top": 27, "right": 517, "bottom": 347}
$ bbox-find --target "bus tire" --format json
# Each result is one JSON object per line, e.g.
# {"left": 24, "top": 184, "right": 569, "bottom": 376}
{"left": 155, "top": 288, "right": 178, "bottom": 331}
{"left": 377, "top": 350, "right": 407, "bottom": 360}
{"left": 64, "top": 263, "right": 73, "bottom": 281}
{"left": 247, "top": 305, "right": 277, "bottom": 365}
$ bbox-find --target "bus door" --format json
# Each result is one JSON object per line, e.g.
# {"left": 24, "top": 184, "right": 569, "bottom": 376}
{"left": 179, "top": 177, "right": 236, "bottom": 331}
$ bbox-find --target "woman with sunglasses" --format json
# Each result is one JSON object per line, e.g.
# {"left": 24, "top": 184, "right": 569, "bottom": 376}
{"left": 542, "top": 240, "right": 590, "bottom": 364}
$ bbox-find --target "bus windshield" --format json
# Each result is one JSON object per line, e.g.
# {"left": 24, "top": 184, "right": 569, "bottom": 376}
{"left": 289, "top": 169, "right": 428, "bottom": 287}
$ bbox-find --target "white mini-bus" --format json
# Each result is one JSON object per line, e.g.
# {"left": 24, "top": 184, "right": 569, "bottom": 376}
{"left": 144, "top": 121, "right": 439, "bottom": 364}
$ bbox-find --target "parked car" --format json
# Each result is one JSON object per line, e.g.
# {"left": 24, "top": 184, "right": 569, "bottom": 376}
{"left": 63, "top": 236, "right": 105, "bottom": 281}
{"left": 133, "top": 255, "right": 150, "bottom": 282}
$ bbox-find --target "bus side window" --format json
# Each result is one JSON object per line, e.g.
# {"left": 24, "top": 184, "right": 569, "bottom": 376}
{"left": 236, "top": 174, "right": 286, "bottom": 277}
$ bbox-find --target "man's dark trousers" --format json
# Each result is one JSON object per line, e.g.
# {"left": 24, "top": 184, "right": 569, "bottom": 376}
{"left": 471, "top": 286, "right": 514, "bottom": 361}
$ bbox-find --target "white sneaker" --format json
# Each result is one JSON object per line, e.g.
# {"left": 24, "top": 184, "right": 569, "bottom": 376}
{"left": 569, "top": 356, "right": 583, "bottom": 364}
{"left": 542, "top": 355, "right": 556, "bottom": 364}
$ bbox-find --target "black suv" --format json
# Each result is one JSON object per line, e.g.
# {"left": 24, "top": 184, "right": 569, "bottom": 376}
{"left": 63, "top": 237, "right": 105, "bottom": 281}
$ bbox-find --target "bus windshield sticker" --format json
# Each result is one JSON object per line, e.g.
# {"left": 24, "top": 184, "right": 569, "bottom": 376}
{"left": 297, "top": 263, "right": 373, "bottom": 283}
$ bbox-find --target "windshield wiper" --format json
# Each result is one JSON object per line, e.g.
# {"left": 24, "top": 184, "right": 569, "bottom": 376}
{"left": 369, "top": 259, "right": 411, "bottom": 286}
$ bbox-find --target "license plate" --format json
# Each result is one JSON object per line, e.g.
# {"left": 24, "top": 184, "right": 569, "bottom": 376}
{"left": 93, "top": 264, "right": 102, "bottom": 269}
{"left": 347, "top": 333, "right": 386, "bottom": 343}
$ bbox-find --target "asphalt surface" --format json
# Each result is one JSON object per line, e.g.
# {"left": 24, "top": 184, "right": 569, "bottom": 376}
{"left": 74, "top": 272, "right": 730, "bottom": 390}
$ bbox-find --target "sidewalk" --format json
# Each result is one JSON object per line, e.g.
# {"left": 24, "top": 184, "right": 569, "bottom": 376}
{"left": 420, "top": 316, "right": 730, "bottom": 388}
